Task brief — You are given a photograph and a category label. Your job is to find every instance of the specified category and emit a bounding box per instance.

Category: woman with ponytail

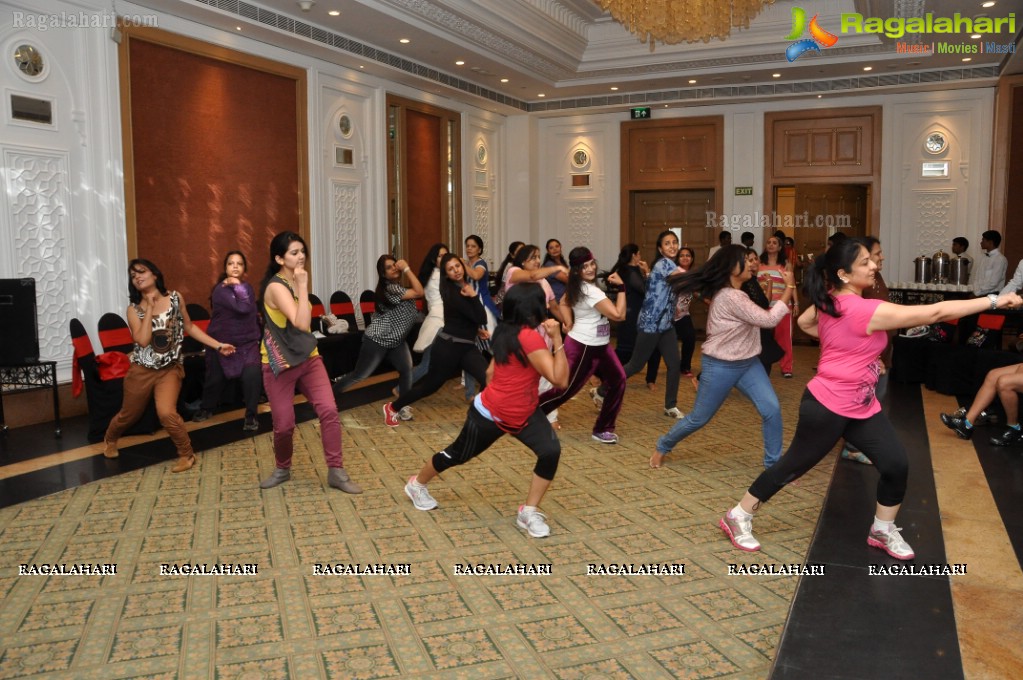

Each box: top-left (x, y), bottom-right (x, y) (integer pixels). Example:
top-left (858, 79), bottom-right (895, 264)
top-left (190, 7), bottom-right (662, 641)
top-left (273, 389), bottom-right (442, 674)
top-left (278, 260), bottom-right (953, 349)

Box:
top-left (650, 245), bottom-right (794, 470)
top-left (538, 247), bottom-right (627, 444)
top-left (720, 239), bottom-right (1022, 561)
top-left (402, 283), bottom-right (569, 538)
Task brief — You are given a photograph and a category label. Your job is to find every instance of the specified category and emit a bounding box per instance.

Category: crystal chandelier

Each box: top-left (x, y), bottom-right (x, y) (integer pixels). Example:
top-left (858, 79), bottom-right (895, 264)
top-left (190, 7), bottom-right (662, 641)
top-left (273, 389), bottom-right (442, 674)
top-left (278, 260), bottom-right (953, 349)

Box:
top-left (597, 0), bottom-right (775, 45)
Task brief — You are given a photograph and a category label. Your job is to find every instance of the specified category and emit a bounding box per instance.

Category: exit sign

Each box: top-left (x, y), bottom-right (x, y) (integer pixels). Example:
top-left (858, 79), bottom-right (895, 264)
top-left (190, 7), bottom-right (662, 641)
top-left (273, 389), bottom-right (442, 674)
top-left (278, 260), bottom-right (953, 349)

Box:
top-left (630, 107), bottom-right (651, 120)
top-left (734, 186), bottom-right (753, 196)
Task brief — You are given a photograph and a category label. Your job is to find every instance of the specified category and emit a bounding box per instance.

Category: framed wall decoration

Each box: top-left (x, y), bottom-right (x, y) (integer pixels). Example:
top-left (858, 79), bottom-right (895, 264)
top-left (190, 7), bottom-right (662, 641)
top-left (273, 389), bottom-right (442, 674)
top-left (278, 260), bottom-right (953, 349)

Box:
top-left (339, 113), bottom-right (352, 138)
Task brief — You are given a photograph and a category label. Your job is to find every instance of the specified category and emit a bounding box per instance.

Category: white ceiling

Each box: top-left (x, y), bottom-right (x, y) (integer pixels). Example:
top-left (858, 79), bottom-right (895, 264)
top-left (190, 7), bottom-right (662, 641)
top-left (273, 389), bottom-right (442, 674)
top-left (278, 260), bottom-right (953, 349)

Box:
top-left (139, 0), bottom-right (1023, 113)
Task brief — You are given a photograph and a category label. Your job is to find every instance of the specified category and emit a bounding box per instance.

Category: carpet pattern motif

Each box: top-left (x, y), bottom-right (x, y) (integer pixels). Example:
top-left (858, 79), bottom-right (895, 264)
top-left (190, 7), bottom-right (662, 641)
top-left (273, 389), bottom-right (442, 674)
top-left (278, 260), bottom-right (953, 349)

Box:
top-left (0, 352), bottom-right (833, 678)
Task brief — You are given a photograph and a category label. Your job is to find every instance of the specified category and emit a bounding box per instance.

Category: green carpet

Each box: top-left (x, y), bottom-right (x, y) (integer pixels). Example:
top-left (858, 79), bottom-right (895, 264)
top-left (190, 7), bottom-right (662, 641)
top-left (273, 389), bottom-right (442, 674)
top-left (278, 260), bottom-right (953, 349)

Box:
top-left (0, 348), bottom-right (832, 678)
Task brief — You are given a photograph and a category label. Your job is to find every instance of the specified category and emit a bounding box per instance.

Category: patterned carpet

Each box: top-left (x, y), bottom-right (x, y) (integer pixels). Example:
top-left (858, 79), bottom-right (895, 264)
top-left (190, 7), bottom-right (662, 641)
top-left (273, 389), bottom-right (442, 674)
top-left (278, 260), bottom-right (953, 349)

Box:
top-left (0, 347), bottom-right (833, 679)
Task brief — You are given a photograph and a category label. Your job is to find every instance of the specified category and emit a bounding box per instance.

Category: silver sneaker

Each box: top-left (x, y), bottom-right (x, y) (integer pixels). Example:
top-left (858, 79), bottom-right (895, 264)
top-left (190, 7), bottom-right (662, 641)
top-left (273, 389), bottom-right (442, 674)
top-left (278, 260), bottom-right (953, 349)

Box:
top-left (259, 468), bottom-right (290, 489)
top-left (664, 407), bottom-right (685, 419)
top-left (516, 506), bottom-right (550, 538)
top-left (398, 406), bottom-right (414, 421)
top-left (867, 525), bottom-right (915, 560)
top-left (589, 387), bottom-right (604, 407)
top-left (327, 467), bottom-right (362, 494)
top-left (719, 511), bottom-right (761, 552)
top-left (404, 477), bottom-right (437, 510)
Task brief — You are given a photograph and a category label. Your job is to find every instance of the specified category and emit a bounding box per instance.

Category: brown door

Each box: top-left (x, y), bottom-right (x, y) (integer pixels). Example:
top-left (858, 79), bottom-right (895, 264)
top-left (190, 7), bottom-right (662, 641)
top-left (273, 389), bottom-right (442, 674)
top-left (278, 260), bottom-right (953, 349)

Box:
top-left (386, 95), bottom-right (461, 272)
top-left (631, 189), bottom-right (715, 329)
top-left (790, 183), bottom-right (868, 260)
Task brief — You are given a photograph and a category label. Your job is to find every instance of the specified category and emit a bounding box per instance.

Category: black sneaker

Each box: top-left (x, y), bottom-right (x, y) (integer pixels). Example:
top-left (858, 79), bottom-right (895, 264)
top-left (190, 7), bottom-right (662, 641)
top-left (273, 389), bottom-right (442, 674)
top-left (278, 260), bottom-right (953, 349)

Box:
top-left (192, 409), bottom-right (213, 423)
top-left (974, 410), bottom-right (997, 426)
top-left (989, 427), bottom-right (1023, 447)
top-left (939, 413), bottom-right (974, 440)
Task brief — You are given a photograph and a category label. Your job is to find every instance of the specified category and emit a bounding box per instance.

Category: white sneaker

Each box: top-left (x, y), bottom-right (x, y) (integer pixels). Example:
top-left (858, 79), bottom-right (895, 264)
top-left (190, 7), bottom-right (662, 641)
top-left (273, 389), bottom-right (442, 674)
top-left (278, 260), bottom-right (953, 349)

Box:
top-left (664, 407), bottom-right (685, 419)
top-left (404, 476), bottom-right (437, 511)
top-left (589, 387), bottom-right (604, 407)
top-left (398, 406), bottom-right (414, 421)
top-left (516, 506), bottom-right (550, 538)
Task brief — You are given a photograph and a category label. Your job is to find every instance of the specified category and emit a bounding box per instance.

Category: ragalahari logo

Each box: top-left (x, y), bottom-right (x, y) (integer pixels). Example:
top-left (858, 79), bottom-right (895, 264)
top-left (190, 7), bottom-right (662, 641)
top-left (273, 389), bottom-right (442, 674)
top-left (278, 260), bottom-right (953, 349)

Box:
top-left (785, 7), bottom-right (839, 61)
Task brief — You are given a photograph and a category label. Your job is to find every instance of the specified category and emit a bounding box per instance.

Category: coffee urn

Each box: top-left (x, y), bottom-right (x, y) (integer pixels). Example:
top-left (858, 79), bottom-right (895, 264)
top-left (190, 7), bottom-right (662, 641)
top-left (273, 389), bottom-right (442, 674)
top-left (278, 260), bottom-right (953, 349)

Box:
top-left (913, 254), bottom-right (932, 283)
top-left (932, 249), bottom-right (950, 284)
top-left (950, 256), bottom-right (971, 285)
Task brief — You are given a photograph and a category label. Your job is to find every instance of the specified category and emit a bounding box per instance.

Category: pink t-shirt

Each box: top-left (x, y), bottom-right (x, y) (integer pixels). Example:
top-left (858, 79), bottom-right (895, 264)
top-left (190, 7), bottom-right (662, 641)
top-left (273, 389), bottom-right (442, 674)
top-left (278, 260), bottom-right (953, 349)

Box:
top-left (807, 295), bottom-right (886, 419)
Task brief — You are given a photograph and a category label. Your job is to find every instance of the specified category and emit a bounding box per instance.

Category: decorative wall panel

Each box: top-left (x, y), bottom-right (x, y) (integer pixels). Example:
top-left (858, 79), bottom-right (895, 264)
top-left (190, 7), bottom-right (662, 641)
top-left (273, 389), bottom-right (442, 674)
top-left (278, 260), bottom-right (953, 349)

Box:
top-left (472, 197), bottom-right (490, 251)
top-left (332, 182), bottom-right (360, 295)
top-left (914, 190), bottom-right (954, 254)
top-left (567, 200), bottom-right (595, 247)
top-left (3, 149), bottom-right (72, 361)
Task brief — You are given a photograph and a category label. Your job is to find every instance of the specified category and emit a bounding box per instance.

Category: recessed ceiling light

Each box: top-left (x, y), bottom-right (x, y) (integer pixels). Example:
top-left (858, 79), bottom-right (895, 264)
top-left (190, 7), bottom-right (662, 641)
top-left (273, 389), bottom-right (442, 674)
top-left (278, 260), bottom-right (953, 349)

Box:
top-left (359, 65), bottom-right (364, 69)
top-left (500, 78), bottom-right (509, 83)
top-left (688, 79), bottom-right (697, 84)
top-left (236, 26), bottom-right (242, 30)
top-left (983, 1), bottom-right (996, 7)
top-left (971, 33), bottom-right (982, 39)
top-left (963, 57), bottom-right (972, 61)
top-left (455, 60), bottom-right (464, 66)
top-left (610, 86), bottom-right (618, 91)
top-left (863, 66), bottom-right (873, 71)
top-left (328, 10), bottom-right (339, 16)
top-left (772, 73), bottom-right (781, 78)
top-left (538, 93), bottom-right (545, 97)
top-left (817, 94), bottom-right (822, 98)
top-left (399, 38), bottom-right (410, 44)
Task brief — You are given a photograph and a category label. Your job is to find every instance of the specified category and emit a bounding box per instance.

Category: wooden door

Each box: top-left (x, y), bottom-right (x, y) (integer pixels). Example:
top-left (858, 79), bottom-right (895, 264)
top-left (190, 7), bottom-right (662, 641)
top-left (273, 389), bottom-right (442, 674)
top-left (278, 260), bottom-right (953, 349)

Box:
top-left (791, 183), bottom-right (868, 260)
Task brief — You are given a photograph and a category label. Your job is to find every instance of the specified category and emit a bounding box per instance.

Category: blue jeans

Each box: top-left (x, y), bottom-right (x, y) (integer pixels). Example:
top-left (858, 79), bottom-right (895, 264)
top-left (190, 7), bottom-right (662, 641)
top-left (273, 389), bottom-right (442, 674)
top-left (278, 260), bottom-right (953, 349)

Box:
top-left (655, 354), bottom-right (782, 467)
top-left (411, 345), bottom-right (432, 384)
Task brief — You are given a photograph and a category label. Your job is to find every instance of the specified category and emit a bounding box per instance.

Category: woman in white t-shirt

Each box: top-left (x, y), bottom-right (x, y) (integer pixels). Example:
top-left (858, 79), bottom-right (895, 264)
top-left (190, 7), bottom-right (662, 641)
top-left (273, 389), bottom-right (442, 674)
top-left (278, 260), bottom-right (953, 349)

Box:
top-left (538, 247), bottom-right (627, 443)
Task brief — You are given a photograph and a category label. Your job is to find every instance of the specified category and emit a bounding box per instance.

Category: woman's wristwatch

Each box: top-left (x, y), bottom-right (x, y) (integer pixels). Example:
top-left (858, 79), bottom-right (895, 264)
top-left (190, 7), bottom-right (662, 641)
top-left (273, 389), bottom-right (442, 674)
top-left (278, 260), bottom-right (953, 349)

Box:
top-left (988, 293), bottom-right (999, 310)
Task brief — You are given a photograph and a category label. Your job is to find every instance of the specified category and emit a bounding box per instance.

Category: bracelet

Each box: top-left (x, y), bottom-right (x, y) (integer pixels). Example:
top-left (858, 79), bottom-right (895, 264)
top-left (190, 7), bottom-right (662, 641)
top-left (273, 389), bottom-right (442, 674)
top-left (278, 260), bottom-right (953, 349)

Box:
top-left (403, 267), bottom-right (410, 274)
top-left (786, 284), bottom-right (797, 289)
top-left (553, 345), bottom-right (564, 355)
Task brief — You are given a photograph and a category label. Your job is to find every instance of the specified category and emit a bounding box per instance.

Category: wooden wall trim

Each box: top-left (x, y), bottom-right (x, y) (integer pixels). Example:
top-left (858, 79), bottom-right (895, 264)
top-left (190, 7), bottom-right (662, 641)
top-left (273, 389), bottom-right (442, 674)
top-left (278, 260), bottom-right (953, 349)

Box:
top-left (991, 74), bottom-right (1023, 246)
top-left (117, 24), bottom-right (309, 273)
top-left (763, 106), bottom-right (882, 236)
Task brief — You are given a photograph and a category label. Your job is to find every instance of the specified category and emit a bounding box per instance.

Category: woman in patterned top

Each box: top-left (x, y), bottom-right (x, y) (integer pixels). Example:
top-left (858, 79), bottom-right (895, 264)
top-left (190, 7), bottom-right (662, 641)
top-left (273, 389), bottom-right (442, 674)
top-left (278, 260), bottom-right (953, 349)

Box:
top-left (332, 254), bottom-right (424, 406)
top-left (600, 230), bottom-right (685, 418)
top-left (103, 259), bottom-right (236, 472)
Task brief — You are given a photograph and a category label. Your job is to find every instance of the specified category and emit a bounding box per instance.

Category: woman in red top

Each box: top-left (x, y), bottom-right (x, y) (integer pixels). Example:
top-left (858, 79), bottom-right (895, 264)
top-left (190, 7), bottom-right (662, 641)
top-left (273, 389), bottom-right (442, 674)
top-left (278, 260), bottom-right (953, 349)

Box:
top-left (403, 283), bottom-right (569, 538)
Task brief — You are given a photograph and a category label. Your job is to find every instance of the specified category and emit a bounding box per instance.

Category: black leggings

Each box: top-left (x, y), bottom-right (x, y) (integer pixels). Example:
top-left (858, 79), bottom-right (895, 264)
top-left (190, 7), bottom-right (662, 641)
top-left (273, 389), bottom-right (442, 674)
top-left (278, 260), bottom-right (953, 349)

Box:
top-left (748, 389), bottom-right (909, 507)
top-left (393, 337), bottom-right (488, 410)
top-left (432, 404), bottom-right (561, 480)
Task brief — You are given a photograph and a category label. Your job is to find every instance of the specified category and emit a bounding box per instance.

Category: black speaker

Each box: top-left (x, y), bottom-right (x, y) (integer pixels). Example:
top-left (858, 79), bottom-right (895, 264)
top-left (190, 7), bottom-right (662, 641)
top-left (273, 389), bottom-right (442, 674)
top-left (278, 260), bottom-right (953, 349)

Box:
top-left (0, 278), bottom-right (40, 364)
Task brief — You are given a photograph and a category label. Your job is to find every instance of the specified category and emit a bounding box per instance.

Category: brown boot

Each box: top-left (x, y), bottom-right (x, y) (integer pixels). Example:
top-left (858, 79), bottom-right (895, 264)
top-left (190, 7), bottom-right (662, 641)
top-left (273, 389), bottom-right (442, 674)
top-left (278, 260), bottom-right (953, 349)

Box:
top-left (103, 440), bottom-right (119, 459)
top-left (171, 454), bottom-right (195, 473)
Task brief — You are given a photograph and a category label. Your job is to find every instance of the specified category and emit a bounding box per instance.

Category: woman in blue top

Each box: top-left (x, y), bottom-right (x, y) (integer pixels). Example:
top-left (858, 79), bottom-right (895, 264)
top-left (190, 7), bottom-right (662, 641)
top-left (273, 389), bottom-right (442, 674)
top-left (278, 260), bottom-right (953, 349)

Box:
top-left (600, 230), bottom-right (684, 418)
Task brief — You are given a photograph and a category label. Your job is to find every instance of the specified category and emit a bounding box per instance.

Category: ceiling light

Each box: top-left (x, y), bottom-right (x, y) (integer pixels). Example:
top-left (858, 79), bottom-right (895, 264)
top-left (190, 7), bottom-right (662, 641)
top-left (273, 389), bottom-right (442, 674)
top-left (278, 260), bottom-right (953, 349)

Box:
top-left (971, 33), bottom-right (982, 39)
top-left (538, 93), bottom-right (545, 97)
top-left (236, 26), bottom-right (242, 31)
top-left (817, 94), bottom-right (822, 98)
top-left (455, 60), bottom-right (464, 66)
top-left (328, 10), bottom-right (340, 16)
top-left (399, 38), bottom-right (410, 44)
top-left (983, 2), bottom-right (996, 7)
top-left (296, 0), bottom-right (314, 11)
top-left (598, 0), bottom-right (773, 45)
top-left (963, 57), bottom-right (972, 61)
top-left (610, 86), bottom-right (619, 91)
top-left (500, 78), bottom-right (509, 83)
top-left (772, 73), bottom-right (781, 78)
top-left (863, 66), bottom-right (873, 71)
top-left (688, 79), bottom-right (697, 84)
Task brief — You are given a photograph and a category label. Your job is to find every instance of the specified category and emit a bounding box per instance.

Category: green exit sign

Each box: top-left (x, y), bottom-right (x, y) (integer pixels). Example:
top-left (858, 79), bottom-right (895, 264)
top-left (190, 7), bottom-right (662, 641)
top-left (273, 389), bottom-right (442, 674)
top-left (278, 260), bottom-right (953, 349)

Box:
top-left (630, 107), bottom-right (651, 120)
top-left (734, 186), bottom-right (753, 196)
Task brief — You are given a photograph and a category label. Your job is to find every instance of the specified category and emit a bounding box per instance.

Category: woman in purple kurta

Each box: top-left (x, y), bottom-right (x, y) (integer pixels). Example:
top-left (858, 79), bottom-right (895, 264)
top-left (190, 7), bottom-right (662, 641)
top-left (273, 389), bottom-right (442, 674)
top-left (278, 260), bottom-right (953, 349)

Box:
top-left (193, 251), bottom-right (263, 431)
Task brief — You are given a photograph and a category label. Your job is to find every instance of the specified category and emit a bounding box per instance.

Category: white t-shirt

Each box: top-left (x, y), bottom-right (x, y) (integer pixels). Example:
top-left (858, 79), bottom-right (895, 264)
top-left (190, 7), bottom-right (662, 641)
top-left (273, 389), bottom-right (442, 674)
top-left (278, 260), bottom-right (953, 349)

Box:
top-left (567, 281), bottom-right (611, 346)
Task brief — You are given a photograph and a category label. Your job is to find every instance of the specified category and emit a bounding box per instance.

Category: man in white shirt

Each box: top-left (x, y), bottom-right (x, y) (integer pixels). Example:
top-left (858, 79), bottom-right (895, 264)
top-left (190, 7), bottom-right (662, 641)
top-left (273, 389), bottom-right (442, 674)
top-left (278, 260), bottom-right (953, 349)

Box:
top-left (972, 230), bottom-right (1007, 296)
top-left (952, 236), bottom-right (973, 269)
top-left (708, 230), bottom-right (731, 259)
top-left (960, 230), bottom-right (1008, 344)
